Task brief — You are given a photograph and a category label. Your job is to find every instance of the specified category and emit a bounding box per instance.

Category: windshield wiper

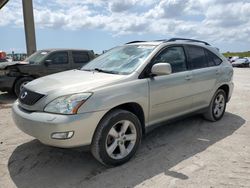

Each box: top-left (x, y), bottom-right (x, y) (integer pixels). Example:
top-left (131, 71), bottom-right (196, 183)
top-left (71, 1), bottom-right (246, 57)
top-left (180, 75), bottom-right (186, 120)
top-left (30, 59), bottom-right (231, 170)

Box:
top-left (81, 68), bottom-right (91, 71)
top-left (94, 68), bottom-right (108, 73)
top-left (93, 68), bottom-right (118, 74)
top-left (81, 68), bottom-right (118, 74)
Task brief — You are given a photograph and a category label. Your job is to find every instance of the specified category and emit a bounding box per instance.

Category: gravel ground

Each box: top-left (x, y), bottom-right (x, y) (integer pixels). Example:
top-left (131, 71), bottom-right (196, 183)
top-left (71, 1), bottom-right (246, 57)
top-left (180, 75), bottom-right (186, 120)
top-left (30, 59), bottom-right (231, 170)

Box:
top-left (0, 68), bottom-right (250, 188)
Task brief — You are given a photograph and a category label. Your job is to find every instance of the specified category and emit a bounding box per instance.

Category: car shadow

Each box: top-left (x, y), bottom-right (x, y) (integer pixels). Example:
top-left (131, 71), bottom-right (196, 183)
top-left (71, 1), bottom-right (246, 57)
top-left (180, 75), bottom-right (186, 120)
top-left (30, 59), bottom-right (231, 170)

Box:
top-left (8, 112), bottom-right (245, 188)
top-left (0, 92), bottom-right (16, 109)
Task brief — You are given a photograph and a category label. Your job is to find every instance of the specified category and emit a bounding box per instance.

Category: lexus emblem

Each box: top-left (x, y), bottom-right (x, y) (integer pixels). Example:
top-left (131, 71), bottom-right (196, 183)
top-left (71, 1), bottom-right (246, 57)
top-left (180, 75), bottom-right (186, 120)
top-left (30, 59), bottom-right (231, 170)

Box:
top-left (21, 91), bottom-right (28, 99)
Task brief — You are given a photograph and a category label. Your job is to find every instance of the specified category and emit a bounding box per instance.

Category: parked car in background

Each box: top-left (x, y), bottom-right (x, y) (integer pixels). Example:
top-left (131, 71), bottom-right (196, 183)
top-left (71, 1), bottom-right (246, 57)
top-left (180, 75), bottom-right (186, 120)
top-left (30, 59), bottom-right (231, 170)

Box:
top-left (11, 53), bottom-right (27, 61)
top-left (0, 49), bottom-right (95, 95)
top-left (232, 58), bottom-right (250, 67)
top-left (244, 57), bottom-right (250, 62)
top-left (12, 38), bottom-right (234, 166)
top-left (228, 56), bottom-right (239, 63)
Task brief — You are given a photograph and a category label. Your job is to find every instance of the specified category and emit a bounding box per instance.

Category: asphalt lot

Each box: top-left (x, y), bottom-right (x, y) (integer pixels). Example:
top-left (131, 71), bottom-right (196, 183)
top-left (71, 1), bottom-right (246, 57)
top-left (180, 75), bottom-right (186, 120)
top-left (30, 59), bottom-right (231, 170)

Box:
top-left (0, 68), bottom-right (250, 188)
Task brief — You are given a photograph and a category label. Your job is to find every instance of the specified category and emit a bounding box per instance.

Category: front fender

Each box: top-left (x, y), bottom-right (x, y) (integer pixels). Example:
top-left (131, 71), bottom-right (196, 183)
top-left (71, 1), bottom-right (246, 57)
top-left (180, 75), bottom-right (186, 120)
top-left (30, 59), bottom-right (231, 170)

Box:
top-left (78, 79), bottom-right (149, 122)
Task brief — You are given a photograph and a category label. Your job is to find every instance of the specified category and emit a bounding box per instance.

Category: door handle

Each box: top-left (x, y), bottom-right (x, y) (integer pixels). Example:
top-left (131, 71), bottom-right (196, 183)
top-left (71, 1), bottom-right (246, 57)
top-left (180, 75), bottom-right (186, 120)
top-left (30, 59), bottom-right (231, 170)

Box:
top-left (185, 75), bottom-right (192, 80)
top-left (215, 69), bottom-right (220, 75)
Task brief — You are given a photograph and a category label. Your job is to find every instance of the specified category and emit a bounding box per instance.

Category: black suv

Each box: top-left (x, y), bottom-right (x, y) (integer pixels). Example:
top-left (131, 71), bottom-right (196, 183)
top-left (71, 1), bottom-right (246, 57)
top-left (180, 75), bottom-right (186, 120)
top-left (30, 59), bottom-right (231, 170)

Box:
top-left (0, 49), bottom-right (95, 95)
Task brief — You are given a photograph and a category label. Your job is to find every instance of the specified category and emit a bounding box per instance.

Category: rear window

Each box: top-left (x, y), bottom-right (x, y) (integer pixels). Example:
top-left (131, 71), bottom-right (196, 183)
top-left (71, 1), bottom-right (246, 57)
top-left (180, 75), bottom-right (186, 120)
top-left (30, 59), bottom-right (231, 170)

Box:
top-left (186, 46), bottom-right (208, 69)
top-left (205, 50), bottom-right (222, 66)
top-left (72, 51), bottom-right (89, 64)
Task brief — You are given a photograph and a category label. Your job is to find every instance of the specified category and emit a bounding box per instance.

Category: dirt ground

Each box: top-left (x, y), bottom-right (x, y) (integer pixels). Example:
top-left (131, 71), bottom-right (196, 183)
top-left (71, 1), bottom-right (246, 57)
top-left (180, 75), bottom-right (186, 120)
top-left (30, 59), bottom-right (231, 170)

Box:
top-left (0, 68), bottom-right (250, 188)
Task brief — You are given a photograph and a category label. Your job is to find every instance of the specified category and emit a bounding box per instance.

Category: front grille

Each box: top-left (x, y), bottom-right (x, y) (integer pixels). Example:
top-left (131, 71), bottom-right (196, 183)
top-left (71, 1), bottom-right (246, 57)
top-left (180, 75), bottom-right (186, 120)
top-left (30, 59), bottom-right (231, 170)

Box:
top-left (19, 88), bottom-right (44, 106)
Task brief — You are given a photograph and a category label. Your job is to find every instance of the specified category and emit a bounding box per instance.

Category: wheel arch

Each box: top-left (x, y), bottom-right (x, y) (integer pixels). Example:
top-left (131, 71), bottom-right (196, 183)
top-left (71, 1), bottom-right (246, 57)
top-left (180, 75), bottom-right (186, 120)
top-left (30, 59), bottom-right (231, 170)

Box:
top-left (218, 84), bottom-right (230, 102)
top-left (95, 102), bottom-right (146, 136)
top-left (113, 102), bottom-right (145, 134)
top-left (13, 75), bottom-right (35, 95)
top-left (13, 75), bottom-right (35, 86)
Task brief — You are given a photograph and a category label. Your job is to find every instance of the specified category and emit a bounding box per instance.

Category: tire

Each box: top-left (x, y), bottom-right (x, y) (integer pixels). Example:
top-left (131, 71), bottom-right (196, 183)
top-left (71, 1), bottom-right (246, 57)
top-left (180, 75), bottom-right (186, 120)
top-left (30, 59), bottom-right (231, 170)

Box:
top-left (91, 109), bottom-right (142, 166)
top-left (203, 89), bottom-right (227, 122)
top-left (14, 77), bottom-right (33, 96)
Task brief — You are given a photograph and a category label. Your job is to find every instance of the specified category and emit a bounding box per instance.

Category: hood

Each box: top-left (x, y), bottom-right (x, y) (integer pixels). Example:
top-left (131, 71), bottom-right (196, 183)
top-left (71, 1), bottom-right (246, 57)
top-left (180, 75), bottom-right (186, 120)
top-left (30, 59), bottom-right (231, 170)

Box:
top-left (25, 69), bottom-right (127, 94)
top-left (0, 61), bottom-right (28, 69)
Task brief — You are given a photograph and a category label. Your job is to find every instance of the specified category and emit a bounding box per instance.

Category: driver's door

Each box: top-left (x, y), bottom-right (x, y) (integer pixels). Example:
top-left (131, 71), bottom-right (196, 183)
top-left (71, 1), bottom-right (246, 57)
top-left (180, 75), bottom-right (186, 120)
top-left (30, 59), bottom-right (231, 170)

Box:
top-left (148, 46), bottom-right (194, 125)
top-left (43, 51), bottom-right (70, 76)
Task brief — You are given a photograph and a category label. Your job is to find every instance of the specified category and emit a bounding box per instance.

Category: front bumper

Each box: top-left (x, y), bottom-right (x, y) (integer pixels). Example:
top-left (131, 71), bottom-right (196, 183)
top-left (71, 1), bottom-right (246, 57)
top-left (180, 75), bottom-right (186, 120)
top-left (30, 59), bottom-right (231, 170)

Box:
top-left (12, 101), bottom-right (107, 148)
top-left (0, 75), bottom-right (16, 91)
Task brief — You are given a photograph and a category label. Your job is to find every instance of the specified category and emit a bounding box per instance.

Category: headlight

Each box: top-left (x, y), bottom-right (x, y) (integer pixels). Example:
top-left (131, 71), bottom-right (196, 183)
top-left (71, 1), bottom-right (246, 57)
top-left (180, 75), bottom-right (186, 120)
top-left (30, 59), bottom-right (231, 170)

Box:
top-left (44, 93), bottom-right (92, 114)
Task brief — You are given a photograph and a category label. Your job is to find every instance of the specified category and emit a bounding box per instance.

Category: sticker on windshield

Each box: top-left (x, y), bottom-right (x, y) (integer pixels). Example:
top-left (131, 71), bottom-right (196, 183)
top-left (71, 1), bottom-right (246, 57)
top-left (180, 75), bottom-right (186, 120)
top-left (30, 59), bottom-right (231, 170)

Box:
top-left (137, 46), bottom-right (155, 49)
top-left (41, 51), bottom-right (48, 55)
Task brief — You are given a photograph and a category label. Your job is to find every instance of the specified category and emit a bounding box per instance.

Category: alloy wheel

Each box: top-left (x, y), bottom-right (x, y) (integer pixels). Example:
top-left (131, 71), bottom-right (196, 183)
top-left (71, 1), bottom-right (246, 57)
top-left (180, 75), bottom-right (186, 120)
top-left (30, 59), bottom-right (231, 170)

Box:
top-left (105, 120), bottom-right (137, 160)
top-left (213, 93), bottom-right (225, 118)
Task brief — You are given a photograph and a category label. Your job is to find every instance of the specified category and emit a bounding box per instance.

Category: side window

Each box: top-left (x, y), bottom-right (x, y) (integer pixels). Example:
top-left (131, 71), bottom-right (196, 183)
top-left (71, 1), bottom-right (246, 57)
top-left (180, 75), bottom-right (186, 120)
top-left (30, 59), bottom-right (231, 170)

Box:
top-left (153, 46), bottom-right (187, 73)
top-left (186, 46), bottom-right (208, 69)
top-left (48, 52), bottom-right (68, 64)
top-left (72, 51), bottom-right (89, 64)
top-left (205, 50), bottom-right (222, 66)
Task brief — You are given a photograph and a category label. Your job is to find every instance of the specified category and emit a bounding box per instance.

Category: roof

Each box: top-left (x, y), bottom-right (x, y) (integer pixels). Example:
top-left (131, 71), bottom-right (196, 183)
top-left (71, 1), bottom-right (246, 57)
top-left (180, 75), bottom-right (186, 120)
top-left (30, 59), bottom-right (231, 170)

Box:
top-left (38, 48), bottom-right (93, 52)
top-left (126, 41), bottom-right (163, 46)
top-left (126, 38), bottom-right (211, 47)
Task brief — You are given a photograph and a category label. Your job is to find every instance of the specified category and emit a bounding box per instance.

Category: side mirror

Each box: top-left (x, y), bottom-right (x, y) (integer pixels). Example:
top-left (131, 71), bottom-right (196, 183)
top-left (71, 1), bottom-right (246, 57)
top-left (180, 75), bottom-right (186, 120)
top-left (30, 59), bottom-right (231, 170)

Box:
top-left (151, 63), bottom-right (172, 76)
top-left (44, 59), bottom-right (52, 66)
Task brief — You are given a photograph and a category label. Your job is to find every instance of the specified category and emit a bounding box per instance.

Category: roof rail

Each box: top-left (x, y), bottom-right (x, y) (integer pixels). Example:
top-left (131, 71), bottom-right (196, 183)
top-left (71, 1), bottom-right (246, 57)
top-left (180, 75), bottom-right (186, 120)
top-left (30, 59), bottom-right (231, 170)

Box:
top-left (167, 38), bottom-right (210, 46)
top-left (126, 41), bottom-right (147, 44)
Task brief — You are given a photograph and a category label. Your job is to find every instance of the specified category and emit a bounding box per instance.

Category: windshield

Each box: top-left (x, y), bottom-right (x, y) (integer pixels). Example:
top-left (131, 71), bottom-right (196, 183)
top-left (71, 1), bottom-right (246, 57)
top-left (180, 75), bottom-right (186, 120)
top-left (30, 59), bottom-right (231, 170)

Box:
top-left (81, 45), bottom-right (156, 75)
top-left (24, 50), bottom-right (50, 64)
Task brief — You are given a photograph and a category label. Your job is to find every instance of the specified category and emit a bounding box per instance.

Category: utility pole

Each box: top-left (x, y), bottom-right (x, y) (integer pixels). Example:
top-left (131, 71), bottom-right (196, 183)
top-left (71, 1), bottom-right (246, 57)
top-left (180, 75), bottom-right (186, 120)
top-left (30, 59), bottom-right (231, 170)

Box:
top-left (22, 0), bottom-right (37, 56)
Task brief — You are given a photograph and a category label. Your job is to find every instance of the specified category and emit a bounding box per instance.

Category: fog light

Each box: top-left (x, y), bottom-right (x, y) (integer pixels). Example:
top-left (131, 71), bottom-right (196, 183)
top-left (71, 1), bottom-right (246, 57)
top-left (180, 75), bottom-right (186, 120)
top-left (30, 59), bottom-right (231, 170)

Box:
top-left (51, 131), bottom-right (74, 139)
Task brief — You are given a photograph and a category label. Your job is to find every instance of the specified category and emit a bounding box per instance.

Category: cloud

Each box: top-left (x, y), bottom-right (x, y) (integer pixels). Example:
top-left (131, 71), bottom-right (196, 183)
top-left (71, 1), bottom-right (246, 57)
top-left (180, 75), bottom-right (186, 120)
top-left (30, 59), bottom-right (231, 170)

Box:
top-left (1, 0), bottom-right (250, 43)
top-left (108, 0), bottom-right (136, 12)
top-left (0, 1), bottom-right (23, 26)
top-left (145, 0), bottom-right (189, 18)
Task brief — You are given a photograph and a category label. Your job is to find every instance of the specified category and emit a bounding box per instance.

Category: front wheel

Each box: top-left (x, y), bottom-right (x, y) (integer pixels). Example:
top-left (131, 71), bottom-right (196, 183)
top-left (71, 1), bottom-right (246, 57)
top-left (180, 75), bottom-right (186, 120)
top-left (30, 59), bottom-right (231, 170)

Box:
top-left (14, 77), bottom-right (33, 96)
top-left (91, 109), bottom-right (142, 166)
top-left (203, 89), bottom-right (227, 122)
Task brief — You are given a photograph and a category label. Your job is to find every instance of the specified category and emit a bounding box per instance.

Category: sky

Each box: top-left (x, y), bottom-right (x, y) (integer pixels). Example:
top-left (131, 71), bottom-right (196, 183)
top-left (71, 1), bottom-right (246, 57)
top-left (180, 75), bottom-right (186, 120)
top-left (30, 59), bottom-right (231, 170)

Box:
top-left (0, 0), bottom-right (250, 54)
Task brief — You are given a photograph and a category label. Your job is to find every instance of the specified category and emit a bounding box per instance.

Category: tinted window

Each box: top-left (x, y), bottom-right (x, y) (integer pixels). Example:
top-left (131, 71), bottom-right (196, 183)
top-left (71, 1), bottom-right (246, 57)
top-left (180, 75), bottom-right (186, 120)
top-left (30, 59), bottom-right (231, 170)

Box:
top-left (72, 51), bottom-right (89, 64)
top-left (153, 46), bottom-right (187, 73)
top-left (205, 50), bottom-right (222, 66)
top-left (48, 52), bottom-right (68, 64)
top-left (186, 46), bottom-right (207, 69)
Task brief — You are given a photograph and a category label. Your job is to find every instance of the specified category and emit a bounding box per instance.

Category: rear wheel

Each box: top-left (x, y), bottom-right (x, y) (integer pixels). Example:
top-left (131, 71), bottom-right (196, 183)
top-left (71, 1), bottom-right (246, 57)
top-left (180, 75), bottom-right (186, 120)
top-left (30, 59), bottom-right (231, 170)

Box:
top-left (203, 89), bottom-right (226, 122)
top-left (14, 77), bottom-right (33, 96)
top-left (91, 109), bottom-right (142, 166)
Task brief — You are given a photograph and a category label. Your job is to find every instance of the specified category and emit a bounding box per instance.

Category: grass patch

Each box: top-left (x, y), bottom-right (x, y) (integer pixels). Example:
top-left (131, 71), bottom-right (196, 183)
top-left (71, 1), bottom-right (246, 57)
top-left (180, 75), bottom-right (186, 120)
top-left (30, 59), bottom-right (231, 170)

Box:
top-left (223, 51), bottom-right (250, 58)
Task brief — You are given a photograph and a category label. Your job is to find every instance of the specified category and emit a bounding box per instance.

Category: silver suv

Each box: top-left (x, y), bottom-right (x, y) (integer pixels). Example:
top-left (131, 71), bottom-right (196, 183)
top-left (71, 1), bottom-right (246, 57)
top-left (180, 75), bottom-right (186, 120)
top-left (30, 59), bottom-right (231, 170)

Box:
top-left (12, 38), bottom-right (234, 166)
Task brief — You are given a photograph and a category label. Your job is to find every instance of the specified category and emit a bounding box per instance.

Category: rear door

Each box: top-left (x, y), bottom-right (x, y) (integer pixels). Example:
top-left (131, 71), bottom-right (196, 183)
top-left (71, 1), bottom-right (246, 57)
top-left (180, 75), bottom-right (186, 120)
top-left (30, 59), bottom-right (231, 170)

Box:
top-left (184, 45), bottom-right (222, 110)
top-left (43, 51), bottom-right (70, 75)
top-left (71, 51), bottom-right (90, 69)
top-left (148, 46), bottom-right (195, 125)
